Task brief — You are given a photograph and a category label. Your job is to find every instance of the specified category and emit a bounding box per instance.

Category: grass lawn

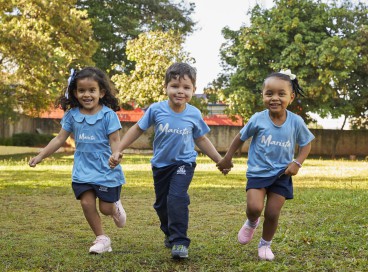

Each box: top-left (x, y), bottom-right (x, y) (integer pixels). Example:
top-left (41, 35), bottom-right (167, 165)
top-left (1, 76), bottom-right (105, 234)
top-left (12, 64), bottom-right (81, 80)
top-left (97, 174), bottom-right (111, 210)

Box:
top-left (0, 153), bottom-right (367, 271)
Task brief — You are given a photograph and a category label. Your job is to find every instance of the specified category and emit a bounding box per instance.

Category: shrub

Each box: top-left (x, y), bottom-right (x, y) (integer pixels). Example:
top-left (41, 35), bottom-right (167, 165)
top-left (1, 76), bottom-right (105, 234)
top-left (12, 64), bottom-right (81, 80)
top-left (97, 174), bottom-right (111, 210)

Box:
top-left (9, 133), bottom-right (54, 147)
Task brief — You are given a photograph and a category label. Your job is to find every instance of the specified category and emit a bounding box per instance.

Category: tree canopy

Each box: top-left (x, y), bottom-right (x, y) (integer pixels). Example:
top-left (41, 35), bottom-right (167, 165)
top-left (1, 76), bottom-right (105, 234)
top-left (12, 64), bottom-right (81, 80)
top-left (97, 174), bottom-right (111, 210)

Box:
top-left (217, 0), bottom-right (368, 128)
top-left (0, 0), bottom-right (97, 117)
top-left (76, 0), bottom-right (195, 74)
top-left (111, 30), bottom-right (193, 108)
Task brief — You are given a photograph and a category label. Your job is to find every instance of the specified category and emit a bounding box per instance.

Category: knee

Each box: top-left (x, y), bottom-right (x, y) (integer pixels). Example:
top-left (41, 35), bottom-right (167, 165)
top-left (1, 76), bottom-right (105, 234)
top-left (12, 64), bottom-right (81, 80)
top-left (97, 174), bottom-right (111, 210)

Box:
top-left (80, 197), bottom-right (94, 210)
top-left (246, 204), bottom-right (263, 218)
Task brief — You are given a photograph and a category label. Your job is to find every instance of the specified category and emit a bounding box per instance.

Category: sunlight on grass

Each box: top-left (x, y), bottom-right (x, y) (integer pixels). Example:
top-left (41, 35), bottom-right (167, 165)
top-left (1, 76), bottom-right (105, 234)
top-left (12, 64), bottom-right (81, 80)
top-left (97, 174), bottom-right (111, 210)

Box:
top-left (1, 153), bottom-right (368, 271)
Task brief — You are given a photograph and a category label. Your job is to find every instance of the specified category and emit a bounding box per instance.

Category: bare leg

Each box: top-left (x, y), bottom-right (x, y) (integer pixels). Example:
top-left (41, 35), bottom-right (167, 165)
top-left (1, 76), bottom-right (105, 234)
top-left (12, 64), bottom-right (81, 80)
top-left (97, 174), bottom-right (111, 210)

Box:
top-left (99, 200), bottom-right (115, 216)
top-left (262, 192), bottom-right (285, 241)
top-left (246, 188), bottom-right (267, 221)
top-left (80, 190), bottom-right (104, 236)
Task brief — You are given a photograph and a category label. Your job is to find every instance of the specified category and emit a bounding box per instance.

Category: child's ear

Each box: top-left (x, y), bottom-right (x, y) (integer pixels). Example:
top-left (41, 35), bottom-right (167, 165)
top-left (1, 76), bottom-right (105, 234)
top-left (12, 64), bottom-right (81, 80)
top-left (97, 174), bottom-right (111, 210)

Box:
top-left (289, 92), bottom-right (295, 105)
top-left (100, 89), bottom-right (106, 98)
top-left (193, 86), bottom-right (197, 93)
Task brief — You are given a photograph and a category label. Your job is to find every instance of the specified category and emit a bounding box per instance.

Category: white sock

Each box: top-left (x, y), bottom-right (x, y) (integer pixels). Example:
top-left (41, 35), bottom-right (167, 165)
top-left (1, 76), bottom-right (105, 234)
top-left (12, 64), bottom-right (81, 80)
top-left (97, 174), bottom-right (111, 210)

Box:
top-left (245, 218), bottom-right (259, 228)
top-left (258, 237), bottom-right (272, 248)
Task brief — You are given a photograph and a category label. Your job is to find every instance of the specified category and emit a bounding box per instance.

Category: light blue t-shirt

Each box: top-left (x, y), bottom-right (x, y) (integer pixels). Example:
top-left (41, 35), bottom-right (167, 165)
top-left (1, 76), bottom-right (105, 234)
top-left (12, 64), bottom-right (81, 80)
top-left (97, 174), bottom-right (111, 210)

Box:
top-left (240, 110), bottom-right (314, 178)
top-left (61, 105), bottom-right (125, 187)
top-left (138, 100), bottom-right (210, 167)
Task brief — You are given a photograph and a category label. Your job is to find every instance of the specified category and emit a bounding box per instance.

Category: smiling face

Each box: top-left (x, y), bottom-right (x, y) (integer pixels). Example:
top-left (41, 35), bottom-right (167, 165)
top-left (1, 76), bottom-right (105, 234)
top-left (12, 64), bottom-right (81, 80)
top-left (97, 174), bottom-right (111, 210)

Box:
top-left (262, 76), bottom-right (295, 119)
top-left (166, 75), bottom-right (196, 113)
top-left (74, 77), bottom-right (105, 115)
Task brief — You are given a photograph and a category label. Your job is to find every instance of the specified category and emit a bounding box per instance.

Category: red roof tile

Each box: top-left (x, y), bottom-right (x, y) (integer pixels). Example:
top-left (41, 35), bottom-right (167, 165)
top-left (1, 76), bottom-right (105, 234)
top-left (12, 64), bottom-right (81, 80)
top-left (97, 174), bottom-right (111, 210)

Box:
top-left (204, 114), bottom-right (242, 126)
top-left (39, 108), bottom-right (241, 126)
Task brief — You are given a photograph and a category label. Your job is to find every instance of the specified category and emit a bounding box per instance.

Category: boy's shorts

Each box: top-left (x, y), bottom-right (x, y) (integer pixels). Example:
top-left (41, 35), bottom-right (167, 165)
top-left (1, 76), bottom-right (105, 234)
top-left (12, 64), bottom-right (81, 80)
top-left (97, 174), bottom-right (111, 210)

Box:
top-left (72, 182), bottom-right (121, 203)
top-left (246, 169), bottom-right (293, 199)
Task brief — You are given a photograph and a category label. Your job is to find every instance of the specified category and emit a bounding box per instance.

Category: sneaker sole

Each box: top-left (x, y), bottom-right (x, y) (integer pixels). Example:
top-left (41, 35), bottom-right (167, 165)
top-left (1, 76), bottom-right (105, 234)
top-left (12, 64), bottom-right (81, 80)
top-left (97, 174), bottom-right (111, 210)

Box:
top-left (172, 254), bottom-right (188, 259)
top-left (89, 247), bottom-right (112, 254)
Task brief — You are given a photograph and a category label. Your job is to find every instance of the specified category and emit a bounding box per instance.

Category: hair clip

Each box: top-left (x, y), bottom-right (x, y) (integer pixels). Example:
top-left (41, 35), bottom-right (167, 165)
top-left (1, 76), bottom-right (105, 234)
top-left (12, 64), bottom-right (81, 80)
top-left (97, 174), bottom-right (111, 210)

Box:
top-left (279, 69), bottom-right (296, 80)
top-left (66, 68), bottom-right (76, 99)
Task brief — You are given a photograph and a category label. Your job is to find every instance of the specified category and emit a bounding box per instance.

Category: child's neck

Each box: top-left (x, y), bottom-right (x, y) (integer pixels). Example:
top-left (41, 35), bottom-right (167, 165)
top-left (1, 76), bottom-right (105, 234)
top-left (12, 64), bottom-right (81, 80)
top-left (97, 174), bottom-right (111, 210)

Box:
top-left (168, 101), bottom-right (186, 113)
top-left (79, 104), bottom-right (103, 115)
top-left (269, 110), bottom-right (287, 126)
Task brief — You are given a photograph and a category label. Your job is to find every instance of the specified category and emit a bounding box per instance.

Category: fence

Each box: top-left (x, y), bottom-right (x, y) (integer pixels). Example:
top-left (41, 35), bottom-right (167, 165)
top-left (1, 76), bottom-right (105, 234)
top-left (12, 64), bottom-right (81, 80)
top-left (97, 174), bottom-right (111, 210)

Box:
top-left (1, 115), bottom-right (368, 157)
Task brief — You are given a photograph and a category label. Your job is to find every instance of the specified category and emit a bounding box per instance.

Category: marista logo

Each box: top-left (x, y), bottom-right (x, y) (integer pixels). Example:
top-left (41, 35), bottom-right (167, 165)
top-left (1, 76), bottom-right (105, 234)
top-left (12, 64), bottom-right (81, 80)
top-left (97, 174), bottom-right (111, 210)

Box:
top-left (158, 123), bottom-right (191, 135)
top-left (261, 135), bottom-right (290, 148)
top-left (79, 133), bottom-right (96, 141)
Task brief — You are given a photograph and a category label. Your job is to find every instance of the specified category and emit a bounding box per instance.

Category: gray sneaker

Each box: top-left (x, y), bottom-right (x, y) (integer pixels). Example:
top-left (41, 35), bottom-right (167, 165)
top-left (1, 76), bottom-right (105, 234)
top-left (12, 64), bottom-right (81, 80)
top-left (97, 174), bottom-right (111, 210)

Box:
top-left (171, 244), bottom-right (188, 259)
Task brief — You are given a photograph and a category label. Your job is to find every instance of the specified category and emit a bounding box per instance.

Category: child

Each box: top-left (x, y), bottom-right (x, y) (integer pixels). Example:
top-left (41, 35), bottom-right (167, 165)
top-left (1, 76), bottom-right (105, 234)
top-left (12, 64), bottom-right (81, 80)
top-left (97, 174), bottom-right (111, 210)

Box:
top-left (29, 67), bottom-right (126, 254)
top-left (217, 69), bottom-right (314, 261)
top-left (109, 62), bottom-right (225, 259)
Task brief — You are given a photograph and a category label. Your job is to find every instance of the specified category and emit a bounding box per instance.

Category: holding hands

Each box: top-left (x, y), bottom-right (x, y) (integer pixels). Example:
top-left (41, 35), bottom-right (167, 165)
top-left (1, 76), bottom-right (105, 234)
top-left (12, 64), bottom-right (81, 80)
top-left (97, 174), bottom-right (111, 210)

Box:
top-left (217, 157), bottom-right (234, 175)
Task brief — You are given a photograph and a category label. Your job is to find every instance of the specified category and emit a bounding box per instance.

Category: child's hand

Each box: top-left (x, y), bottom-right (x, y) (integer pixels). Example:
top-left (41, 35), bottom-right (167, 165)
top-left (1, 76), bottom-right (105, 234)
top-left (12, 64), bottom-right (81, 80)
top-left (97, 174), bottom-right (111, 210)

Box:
top-left (284, 161), bottom-right (300, 176)
top-left (221, 168), bottom-right (231, 175)
top-left (29, 156), bottom-right (42, 167)
top-left (109, 152), bottom-right (123, 169)
top-left (216, 158), bottom-right (233, 171)
top-left (216, 158), bottom-right (233, 175)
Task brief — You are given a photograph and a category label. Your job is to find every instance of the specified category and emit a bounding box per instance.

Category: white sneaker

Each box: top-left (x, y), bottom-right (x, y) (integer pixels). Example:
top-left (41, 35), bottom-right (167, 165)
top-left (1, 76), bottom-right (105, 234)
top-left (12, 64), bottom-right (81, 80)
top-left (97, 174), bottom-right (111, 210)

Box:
top-left (258, 245), bottom-right (275, 261)
top-left (89, 235), bottom-right (112, 254)
top-left (112, 200), bottom-right (126, 228)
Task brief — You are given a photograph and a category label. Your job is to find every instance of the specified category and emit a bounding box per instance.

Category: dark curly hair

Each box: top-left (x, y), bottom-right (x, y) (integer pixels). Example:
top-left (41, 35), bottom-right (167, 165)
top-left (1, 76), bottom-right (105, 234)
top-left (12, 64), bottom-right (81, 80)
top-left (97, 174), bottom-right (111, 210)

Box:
top-left (57, 67), bottom-right (120, 111)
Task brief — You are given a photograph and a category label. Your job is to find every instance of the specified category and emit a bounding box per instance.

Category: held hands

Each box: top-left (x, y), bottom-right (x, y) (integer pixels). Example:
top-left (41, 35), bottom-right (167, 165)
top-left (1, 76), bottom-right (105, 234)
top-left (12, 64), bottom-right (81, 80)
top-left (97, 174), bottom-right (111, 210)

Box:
top-left (216, 157), bottom-right (234, 175)
top-left (109, 152), bottom-right (123, 169)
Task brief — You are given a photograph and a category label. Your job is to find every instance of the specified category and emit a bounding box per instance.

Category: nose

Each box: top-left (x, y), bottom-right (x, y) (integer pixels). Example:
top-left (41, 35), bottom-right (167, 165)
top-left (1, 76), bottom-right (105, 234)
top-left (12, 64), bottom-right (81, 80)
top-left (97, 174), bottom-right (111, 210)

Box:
top-left (271, 94), bottom-right (279, 100)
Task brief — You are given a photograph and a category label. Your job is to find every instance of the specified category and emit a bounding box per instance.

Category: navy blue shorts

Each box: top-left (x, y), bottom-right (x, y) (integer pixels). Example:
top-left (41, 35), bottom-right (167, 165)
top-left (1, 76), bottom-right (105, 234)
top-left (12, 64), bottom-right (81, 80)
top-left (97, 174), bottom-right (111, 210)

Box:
top-left (246, 169), bottom-right (293, 199)
top-left (72, 182), bottom-right (121, 203)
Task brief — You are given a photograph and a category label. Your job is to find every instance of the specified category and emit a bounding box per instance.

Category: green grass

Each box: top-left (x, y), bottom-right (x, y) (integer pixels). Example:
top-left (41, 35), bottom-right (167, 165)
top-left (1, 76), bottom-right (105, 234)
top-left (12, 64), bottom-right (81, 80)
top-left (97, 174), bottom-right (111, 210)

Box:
top-left (0, 153), bottom-right (367, 271)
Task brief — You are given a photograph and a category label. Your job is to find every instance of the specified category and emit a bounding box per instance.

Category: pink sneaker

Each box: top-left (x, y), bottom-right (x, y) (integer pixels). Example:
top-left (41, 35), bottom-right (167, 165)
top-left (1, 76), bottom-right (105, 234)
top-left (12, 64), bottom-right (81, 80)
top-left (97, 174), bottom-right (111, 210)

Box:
top-left (237, 218), bottom-right (260, 244)
top-left (258, 245), bottom-right (275, 261)
top-left (89, 235), bottom-right (112, 254)
top-left (112, 200), bottom-right (126, 228)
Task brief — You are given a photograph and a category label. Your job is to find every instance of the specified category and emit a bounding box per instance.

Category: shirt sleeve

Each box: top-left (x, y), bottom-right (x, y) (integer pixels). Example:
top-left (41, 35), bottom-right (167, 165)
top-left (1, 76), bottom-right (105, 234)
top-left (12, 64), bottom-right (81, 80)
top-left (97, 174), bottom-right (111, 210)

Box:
top-left (239, 113), bottom-right (258, 141)
top-left (295, 116), bottom-right (315, 146)
top-left (106, 111), bottom-right (122, 135)
top-left (137, 105), bottom-right (155, 131)
top-left (193, 116), bottom-right (210, 139)
top-left (60, 110), bottom-right (73, 132)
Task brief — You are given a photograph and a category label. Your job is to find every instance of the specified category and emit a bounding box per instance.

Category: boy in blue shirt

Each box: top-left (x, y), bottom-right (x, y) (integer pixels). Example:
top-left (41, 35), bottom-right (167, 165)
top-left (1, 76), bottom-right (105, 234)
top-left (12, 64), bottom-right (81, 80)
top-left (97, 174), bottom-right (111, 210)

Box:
top-left (109, 62), bottom-right (225, 259)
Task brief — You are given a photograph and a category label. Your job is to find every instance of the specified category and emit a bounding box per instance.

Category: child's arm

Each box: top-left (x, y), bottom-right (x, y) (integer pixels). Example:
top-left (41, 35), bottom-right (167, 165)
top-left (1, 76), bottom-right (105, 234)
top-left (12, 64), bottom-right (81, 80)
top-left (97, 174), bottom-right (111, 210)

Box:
top-left (109, 123), bottom-right (144, 168)
top-left (194, 135), bottom-right (222, 164)
top-left (285, 142), bottom-right (312, 176)
top-left (29, 129), bottom-right (71, 167)
top-left (109, 130), bottom-right (121, 155)
top-left (216, 133), bottom-right (244, 171)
